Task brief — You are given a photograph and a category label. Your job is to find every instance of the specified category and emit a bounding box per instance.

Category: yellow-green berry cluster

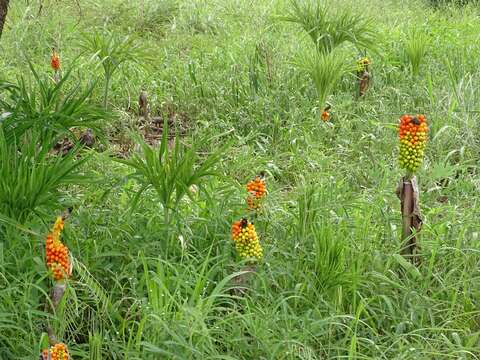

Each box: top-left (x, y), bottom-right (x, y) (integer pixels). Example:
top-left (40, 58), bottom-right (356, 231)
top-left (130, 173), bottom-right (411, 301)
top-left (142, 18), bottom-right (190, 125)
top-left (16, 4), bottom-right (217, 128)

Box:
top-left (398, 114), bottom-right (428, 173)
top-left (231, 218), bottom-right (263, 260)
top-left (357, 57), bottom-right (370, 73)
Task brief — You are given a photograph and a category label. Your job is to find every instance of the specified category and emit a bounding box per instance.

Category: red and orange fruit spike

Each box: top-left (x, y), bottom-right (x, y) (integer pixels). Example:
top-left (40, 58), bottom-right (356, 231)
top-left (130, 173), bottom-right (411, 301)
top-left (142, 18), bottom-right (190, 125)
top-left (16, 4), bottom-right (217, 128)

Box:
top-left (50, 48), bottom-right (61, 71)
top-left (321, 104), bottom-right (331, 122)
top-left (46, 216), bottom-right (71, 281)
top-left (42, 343), bottom-right (69, 360)
top-left (398, 114), bottom-right (428, 173)
top-left (246, 175), bottom-right (266, 211)
top-left (321, 110), bottom-right (330, 121)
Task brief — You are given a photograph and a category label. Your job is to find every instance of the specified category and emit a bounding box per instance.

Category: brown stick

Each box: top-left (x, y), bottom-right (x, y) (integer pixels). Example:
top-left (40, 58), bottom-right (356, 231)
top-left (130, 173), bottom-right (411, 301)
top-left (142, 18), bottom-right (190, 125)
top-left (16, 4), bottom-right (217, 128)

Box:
top-left (358, 68), bottom-right (370, 97)
top-left (0, 0), bottom-right (10, 39)
top-left (138, 90), bottom-right (149, 120)
top-left (396, 176), bottom-right (422, 264)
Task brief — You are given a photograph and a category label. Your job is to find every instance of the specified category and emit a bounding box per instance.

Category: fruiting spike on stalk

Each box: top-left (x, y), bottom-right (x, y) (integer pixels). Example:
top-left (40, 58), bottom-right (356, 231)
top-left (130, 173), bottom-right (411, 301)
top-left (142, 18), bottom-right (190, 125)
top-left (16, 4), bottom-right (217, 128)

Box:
top-left (231, 218), bottom-right (263, 260)
top-left (321, 103), bottom-right (331, 122)
top-left (45, 216), bottom-right (71, 281)
top-left (41, 343), bottom-right (70, 360)
top-left (246, 174), bottom-right (266, 211)
top-left (398, 114), bottom-right (428, 174)
top-left (50, 48), bottom-right (61, 72)
top-left (356, 57), bottom-right (370, 73)
top-left (357, 57), bottom-right (371, 97)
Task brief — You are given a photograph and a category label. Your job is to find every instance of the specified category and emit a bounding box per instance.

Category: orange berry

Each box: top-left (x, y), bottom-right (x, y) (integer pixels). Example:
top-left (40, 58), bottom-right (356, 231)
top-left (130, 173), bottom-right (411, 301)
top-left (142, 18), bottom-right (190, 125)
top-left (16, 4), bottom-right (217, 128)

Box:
top-left (45, 217), bottom-right (71, 281)
top-left (50, 49), bottom-right (61, 71)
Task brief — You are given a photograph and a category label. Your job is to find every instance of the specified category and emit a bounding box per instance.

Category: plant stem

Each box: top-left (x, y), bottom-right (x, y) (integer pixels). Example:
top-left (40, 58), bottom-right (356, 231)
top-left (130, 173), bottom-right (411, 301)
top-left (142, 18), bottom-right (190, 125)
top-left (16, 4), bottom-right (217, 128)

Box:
top-left (164, 205), bottom-right (171, 255)
top-left (103, 75), bottom-right (111, 109)
top-left (397, 174), bottom-right (422, 265)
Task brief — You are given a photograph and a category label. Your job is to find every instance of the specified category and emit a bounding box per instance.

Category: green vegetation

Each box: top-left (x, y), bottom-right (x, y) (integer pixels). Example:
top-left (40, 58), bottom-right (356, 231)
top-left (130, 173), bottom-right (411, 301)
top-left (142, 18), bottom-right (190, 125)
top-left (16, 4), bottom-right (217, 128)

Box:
top-left (0, 0), bottom-right (479, 359)
top-left (404, 29), bottom-right (429, 76)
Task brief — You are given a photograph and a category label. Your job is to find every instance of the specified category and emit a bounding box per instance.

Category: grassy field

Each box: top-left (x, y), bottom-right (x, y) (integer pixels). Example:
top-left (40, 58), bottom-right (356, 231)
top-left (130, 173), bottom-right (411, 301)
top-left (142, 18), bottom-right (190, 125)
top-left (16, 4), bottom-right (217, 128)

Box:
top-left (1, 0), bottom-right (479, 359)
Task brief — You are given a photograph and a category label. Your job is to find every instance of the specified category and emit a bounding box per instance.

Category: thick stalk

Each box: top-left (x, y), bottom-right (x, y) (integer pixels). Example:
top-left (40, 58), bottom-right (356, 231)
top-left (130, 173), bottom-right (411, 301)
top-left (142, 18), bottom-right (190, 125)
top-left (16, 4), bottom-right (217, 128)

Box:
top-left (46, 282), bottom-right (67, 345)
top-left (103, 76), bottom-right (111, 109)
top-left (396, 174), bottom-right (422, 264)
top-left (358, 68), bottom-right (370, 97)
top-left (164, 204), bottom-right (173, 255)
top-left (230, 264), bottom-right (257, 297)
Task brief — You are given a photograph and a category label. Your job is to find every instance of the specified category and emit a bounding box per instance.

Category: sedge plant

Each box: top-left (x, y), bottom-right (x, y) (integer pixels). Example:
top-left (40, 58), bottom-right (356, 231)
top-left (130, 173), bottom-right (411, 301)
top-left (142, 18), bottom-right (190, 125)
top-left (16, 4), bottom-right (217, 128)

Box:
top-left (297, 49), bottom-right (348, 117)
top-left (0, 62), bottom-right (106, 146)
top-left (117, 119), bottom-right (227, 247)
top-left (281, 0), bottom-right (378, 54)
top-left (282, 0), bottom-right (377, 117)
top-left (404, 28), bottom-right (429, 77)
top-left (80, 30), bottom-right (149, 109)
top-left (293, 183), bottom-right (347, 295)
top-left (0, 128), bottom-right (88, 224)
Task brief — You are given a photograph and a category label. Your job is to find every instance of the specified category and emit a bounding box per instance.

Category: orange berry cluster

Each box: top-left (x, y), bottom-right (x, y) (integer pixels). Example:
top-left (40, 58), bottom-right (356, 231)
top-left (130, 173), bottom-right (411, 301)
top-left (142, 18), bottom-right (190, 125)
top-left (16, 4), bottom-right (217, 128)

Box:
top-left (246, 175), bottom-right (266, 211)
top-left (46, 216), bottom-right (71, 281)
top-left (321, 110), bottom-right (330, 121)
top-left (42, 343), bottom-right (69, 360)
top-left (398, 114), bottom-right (428, 173)
top-left (51, 49), bottom-right (61, 71)
top-left (321, 104), bottom-right (331, 122)
top-left (231, 218), bottom-right (263, 260)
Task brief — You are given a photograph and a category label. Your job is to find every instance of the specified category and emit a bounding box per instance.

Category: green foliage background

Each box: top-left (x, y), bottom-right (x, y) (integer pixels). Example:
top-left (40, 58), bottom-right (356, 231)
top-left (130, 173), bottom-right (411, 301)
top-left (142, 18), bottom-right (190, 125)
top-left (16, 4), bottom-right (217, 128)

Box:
top-left (0, 0), bottom-right (479, 359)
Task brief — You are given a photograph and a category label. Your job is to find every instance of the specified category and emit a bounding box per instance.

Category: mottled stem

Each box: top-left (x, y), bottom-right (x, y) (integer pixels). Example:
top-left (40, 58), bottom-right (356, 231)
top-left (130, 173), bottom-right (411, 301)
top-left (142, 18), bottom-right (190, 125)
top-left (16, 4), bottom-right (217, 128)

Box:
top-left (46, 282), bottom-right (66, 345)
top-left (231, 264), bottom-right (257, 297)
top-left (397, 175), bottom-right (422, 265)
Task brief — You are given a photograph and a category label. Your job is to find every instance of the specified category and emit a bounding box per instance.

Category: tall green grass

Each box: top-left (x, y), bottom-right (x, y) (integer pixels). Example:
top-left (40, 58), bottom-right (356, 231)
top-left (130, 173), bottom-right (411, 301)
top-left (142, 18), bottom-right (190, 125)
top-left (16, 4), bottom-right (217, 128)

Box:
top-left (297, 48), bottom-right (348, 111)
top-left (0, 0), bottom-right (479, 359)
top-left (281, 0), bottom-right (378, 54)
top-left (404, 28), bottom-right (429, 76)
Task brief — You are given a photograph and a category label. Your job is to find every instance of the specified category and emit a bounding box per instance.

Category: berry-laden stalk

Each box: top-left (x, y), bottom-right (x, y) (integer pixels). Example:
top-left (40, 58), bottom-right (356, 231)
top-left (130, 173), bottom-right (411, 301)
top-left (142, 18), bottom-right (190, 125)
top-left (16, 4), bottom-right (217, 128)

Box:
top-left (45, 216), bottom-right (72, 284)
top-left (41, 342), bottom-right (70, 360)
top-left (44, 213), bottom-right (72, 345)
top-left (357, 57), bottom-right (370, 98)
top-left (321, 104), bottom-right (331, 122)
top-left (231, 218), bottom-right (263, 260)
top-left (396, 114), bottom-right (428, 264)
top-left (230, 218), bottom-right (263, 296)
top-left (246, 174), bottom-right (266, 213)
top-left (50, 48), bottom-right (61, 84)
